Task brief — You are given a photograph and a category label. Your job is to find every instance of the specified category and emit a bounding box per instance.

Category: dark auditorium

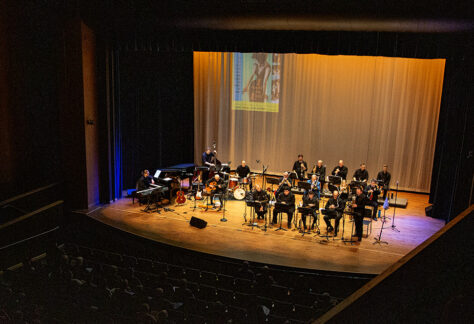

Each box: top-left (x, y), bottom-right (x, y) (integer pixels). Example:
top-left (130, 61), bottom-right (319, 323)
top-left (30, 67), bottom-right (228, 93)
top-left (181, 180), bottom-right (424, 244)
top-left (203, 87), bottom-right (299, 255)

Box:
top-left (1, 0), bottom-right (473, 323)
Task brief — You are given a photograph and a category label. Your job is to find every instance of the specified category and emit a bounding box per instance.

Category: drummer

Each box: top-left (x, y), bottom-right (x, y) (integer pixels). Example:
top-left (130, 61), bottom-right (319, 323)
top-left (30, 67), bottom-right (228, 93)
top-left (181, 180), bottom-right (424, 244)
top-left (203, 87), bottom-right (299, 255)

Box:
top-left (236, 160), bottom-right (252, 190)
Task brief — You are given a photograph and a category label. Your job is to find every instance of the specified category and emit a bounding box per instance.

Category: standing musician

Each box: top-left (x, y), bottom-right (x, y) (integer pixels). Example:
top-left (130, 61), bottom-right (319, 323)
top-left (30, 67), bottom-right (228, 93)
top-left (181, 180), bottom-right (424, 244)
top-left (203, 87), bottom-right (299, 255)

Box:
top-left (353, 163), bottom-right (369, 182)
top-left (365, 179), bottom-right (381, 220)
top-left (306, 174), bottom-right (321, 198)
top-left (301, 191), bottom-right (319, 231)
top-left (272, 187), bottom-right (295, 229)
top-left (275, 172), bottom-right (292, 197)
top-left (292, 154), bottom-right (308, 180)
top-left (312, 160), bottom-right (326, 192)
top-left (136, 169), bottom-right (155, 191)
top-left (352, 186), bottom-right (369, 241)
top-left (206, 174), bottom-right (225, 209)
top-left (236, 160), bottom-right (252, 190)
top-left (331, 160), bottom-right (348, 180)
top-left (377, 165), bottom-right (391, 199)
top-left (252, 184), bottom-right (269, 220)
top-left (322, 190), bottom-right (344, 236)
top-left (201, 147), bottom-right (216, 182)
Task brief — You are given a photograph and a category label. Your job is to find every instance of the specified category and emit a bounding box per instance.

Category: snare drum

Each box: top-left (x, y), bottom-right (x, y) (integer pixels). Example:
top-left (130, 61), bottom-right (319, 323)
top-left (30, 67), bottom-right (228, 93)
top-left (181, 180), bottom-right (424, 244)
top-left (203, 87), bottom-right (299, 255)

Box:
top-left (228, 178), bottom-right (239, 190)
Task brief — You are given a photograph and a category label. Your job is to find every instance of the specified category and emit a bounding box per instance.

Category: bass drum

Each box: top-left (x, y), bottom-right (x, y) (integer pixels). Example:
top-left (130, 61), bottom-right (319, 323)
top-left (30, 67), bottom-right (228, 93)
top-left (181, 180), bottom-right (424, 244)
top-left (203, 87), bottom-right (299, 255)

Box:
top-left (233, 188), bottom-right (246, 200)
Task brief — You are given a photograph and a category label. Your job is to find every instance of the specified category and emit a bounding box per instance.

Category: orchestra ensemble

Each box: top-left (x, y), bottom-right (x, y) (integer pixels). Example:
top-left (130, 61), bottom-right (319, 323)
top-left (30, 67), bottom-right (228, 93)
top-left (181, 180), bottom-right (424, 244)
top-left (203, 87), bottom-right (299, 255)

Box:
top-left (136, 146), bottom-right (392, 243)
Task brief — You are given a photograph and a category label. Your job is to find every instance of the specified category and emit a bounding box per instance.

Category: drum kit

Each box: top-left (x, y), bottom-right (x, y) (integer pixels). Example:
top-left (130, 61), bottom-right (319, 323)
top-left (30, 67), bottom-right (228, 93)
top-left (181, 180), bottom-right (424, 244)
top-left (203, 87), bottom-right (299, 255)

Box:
top-left (228, 174), bottom-right (256, 200)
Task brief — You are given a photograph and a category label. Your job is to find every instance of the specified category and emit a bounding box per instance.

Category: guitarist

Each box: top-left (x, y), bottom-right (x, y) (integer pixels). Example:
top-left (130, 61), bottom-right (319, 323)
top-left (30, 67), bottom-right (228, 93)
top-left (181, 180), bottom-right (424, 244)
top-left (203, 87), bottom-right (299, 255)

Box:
top-left (206, 174), bottom-right (225, 209)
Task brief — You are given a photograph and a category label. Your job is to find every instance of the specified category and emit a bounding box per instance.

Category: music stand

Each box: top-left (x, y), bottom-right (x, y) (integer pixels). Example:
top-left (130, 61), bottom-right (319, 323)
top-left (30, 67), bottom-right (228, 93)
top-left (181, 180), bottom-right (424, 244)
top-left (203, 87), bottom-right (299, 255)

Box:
top-left (328, 175), bottom-right (342, 185)
top-left (298, 181), bottom-right (312, 192)
top-left (245, 200), bottom-right (261, 229)
top-left (266, 177), bottom-right (280, 199)
top-left (274, 202), bottom-right (291, 232)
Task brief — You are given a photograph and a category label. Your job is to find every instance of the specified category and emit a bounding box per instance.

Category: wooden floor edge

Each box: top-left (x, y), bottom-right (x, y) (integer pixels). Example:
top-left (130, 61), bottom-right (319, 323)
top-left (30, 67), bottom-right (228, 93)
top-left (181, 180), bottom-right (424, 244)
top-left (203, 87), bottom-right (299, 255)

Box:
top-left (313, 204), bottom-right (474, 324)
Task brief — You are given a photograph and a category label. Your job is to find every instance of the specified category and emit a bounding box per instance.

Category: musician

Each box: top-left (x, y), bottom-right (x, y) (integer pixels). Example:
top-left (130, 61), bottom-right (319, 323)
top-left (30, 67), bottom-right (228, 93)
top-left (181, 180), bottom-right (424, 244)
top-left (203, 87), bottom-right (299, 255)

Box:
top-left (292, 154), bottom-right (308, 180)
top-left (272, 187), bottom-right (295, 229)
top-left (206, 174), bottom-right (225, 209)
top-left (252, 184), bottom-right (269, 220)
top-left (331, 160), bottom-right (348, 180)
top-left (306, 174), bottom-right (321, 198)
top-left (236, 160), bottom-right (252, 190)
top-left (275, 172), bottom-right (292, 197)
top-left (201, 147), bottom-right (216, 182)
top-left (377, 165), bottom-right (391, 199)
top-left (312, 160), bottom-right (326, 191)
top-left (322, 190), bottom-right (344, 235)
top-left (352, 186), bottom-right (369, 241)
top-left (353, 163), bottom-right (369, 182)
top-left (301, 191), bottom-right (319, 231)
top-left (365, 179), bottom-right (381, 220)
top-left (136, 169), bottom-right (155, 191)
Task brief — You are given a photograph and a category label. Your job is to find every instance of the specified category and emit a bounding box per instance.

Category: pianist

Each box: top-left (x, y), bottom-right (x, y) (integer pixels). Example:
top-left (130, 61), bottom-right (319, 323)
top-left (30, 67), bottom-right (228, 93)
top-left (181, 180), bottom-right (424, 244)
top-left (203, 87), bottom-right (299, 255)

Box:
top-left (137, 169), bottom-right (155, 191)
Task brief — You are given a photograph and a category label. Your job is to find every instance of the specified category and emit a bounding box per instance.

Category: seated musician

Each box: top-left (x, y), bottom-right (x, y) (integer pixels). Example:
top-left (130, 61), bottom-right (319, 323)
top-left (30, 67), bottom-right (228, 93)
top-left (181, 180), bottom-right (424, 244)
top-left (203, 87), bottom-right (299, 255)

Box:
top-left (352, 186), bottom-right (369, 242)
top-left (236, 160), bottom-right (252, 190)
top-left (136, 169), bottom-right (155, 191)
top-left (252, 184), bottom-right (269, 220)
top-left (301, 191), bottom-right (319, 231)
top-left (353, 163), bottom-right (369, 183)
top-left (312, 160), bottom-right (326, 192)
top-left (365, 179), bottom-right (381, 220)
top-left (206, 174), bottom-right (225, 209)
top-left (201, 147), bottom-right (216, 182)
top-left (322, 190), bottom-right (344, 235)
top-left (377, 164), bottom-right (391, 199)
top-left (272, 187), bottom-right (295, 229)
top-left (275, 172), bottom-right (292, 197)
top-left (331, 160), bottom-right (348, 180)
top-left (292, 154), bottom-right (308, 180)
top-left (306, 174), bottom-right (321, 198)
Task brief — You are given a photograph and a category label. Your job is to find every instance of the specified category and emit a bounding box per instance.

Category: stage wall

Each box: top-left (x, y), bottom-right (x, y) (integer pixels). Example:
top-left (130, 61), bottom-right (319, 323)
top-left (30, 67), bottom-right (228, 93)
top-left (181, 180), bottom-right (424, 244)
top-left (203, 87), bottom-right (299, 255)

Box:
top-left (194, 52), bottom-right (445, 192)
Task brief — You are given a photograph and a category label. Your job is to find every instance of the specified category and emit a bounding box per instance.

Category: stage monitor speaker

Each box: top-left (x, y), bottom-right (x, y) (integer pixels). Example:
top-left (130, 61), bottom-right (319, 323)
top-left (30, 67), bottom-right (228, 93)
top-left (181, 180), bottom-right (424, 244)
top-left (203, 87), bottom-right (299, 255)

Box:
top-left (425, 205), bottom-right (433, 217)
top-left (190, 216), bottom-right (207, 229)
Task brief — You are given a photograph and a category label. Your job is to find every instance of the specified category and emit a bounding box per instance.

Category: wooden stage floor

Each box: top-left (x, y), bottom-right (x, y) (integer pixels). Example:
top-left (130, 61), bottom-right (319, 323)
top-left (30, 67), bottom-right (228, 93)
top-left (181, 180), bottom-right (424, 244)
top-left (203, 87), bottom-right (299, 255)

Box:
top-left (82, 192), bottom-right (444, 275)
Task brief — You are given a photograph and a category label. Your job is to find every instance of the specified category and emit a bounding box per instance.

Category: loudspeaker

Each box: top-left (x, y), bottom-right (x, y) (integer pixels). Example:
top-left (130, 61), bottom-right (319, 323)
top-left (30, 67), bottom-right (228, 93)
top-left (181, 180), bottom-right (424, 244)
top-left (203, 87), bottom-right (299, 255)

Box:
top-left (425, 205), bottom-right (433, 217)
top-left (190, 216), bottom-right (207, 229)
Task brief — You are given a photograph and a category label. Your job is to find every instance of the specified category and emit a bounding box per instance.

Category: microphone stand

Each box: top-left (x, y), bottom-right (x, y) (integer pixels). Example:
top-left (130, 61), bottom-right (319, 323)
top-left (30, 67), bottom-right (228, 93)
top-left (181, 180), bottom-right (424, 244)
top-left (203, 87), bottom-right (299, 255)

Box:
top-left (389, 181), bottom-right (400, 232)
top-left (373, 206), bottom-right (389, 245)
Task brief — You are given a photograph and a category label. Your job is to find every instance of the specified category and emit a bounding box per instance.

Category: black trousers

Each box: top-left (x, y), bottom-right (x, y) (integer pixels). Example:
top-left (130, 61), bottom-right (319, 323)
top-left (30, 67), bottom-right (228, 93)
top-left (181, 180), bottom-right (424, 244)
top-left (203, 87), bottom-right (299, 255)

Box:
top-left (255, 205), bottom-right (267, 219)
top-left (382, 186), bottom-right (389, 199)
top-left (353, 211), bottom-right (364, 239)
top-left (368, 201), bottom-right (378, 219)
top-left (272, 208), bottom-right (294, 225)
top-left (323, 210), bottom-right (342, 233)
top-left (211, 190), bottom-right (224, 206)
top-left (301, 210), bottom-right (317, 229)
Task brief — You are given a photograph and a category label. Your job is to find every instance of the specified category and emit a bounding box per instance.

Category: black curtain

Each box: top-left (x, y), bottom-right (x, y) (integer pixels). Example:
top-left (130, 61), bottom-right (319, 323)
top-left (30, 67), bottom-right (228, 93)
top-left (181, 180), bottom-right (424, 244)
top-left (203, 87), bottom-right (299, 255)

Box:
top-left (117, 51), bottom-right (194, 190)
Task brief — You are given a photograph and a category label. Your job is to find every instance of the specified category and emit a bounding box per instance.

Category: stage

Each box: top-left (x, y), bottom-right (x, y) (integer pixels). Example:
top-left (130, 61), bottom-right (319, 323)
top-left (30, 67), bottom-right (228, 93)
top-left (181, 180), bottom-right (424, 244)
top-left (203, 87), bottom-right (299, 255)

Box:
top-left (79, 191), bottom-right (444, 275)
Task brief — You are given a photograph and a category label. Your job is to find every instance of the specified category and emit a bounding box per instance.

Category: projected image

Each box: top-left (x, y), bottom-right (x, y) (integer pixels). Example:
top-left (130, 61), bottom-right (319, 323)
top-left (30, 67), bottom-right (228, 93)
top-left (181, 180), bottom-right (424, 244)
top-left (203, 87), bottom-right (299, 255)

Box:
top-left (232, 53), bottom-right (280, 112)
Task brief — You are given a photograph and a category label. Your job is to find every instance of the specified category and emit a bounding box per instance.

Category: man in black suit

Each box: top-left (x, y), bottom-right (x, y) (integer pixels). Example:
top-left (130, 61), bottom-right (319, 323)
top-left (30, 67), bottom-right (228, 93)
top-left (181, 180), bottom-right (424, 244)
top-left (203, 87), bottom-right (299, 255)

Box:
top-left (353, 163), bottom-right (369, 183)
top-left (352, 187), bottom-right (369, 241)
top-left (331, 160), bottom-right (348, 180)
top-left (365, 179), bottom-right (381, 220)
top-left (322, 190), bottom-right (344, 235)
top-left (272, 187), bottom-right (295, 229)
top-left (377, 165), bottom-right (391, 199)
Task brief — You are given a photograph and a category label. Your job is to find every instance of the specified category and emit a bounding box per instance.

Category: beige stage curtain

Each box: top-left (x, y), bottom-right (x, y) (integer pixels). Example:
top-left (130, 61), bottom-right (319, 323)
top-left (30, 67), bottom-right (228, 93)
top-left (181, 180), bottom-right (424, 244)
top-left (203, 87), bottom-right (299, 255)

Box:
top-left (194, 52), bottom-right (445, 192)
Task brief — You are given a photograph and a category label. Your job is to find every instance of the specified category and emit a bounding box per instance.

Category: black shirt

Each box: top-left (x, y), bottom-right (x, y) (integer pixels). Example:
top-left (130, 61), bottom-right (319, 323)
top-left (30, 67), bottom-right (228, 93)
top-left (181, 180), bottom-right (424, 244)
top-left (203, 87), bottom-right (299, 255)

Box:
top-left (293, 160), bottom-right (308, 177)
top-left (313, 165), bottom-right (326, 181)
top-left (277, 192), bottom-right (295, 206)
top-left (331, 165), bottom-right (348, 180)
top-left (303, 195), bottom-right (319, 210)
top-left (252, 190), bottom-right (269, 202)
top-left (354, 193), bottom-right (368, 214)
top-left (377, 171), bottom-right (391, 187)
top-left (325, 197), bottom-right (344, 212)
top-left (137, 175), bottom-right (153, 191)
top-left (202, 152), bottom-right (215, 165)
top-left (353, 169), bottom-right (369, 182)
top-left (365, 184), bottom-right (380, 202)
top-left (206, 177), bottom-right (224, 191)
top-left (236, 165), bottom-right (251, 178)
